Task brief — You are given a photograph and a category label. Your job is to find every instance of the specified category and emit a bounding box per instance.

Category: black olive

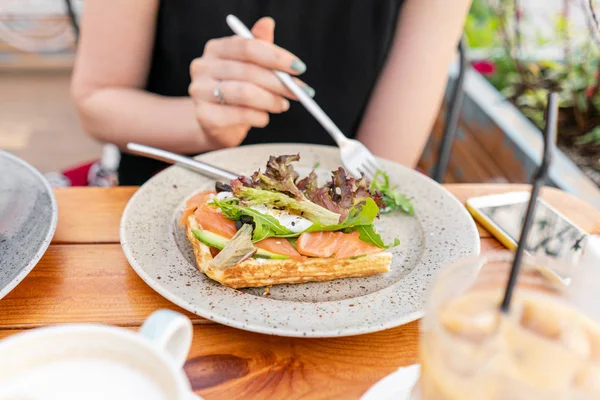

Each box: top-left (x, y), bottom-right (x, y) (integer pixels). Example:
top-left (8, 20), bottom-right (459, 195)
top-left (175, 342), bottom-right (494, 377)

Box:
top-left (215, 182), bottom-right (232, 193)
top-left (240, 215), bottom-right (256, 229)
top-left (235, 215), bottom-right (255, 232)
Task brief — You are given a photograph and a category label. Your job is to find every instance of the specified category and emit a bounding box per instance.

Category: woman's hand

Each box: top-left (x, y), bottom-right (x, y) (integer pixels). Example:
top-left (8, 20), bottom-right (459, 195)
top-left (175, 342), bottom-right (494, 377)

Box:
top-left (189, 17), bottom-right (311, 148)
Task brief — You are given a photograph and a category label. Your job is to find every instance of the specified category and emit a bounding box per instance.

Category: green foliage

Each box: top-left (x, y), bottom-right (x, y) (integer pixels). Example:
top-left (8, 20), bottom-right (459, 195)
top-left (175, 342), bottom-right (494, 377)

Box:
top-left (464, 0), bottom-right (503, 49)
top-left (465, 15), bottom-right (498, 48)
top-left (465, 0), bottom-right (600, 148)
top-left (576, 126), bottom-right (600, 145)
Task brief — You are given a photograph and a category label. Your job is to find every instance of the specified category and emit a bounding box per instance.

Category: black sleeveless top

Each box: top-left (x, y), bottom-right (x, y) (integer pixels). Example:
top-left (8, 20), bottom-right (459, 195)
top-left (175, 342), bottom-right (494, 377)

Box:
top-left (118, 0), bottom-right (404, 185)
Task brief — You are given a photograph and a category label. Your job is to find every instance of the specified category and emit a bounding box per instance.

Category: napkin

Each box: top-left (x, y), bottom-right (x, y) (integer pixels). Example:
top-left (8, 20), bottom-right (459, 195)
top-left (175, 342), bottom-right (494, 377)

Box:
top-left (360, 364), bottom-right (420, 400)
top-left (567, 234), bottom-right (600, 323)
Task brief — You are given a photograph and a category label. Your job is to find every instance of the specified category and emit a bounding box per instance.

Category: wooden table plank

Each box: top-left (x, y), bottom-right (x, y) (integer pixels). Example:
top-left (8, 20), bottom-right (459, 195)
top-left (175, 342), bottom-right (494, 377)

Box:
top-left (53, 187), bottom-right (137, 244)
top-left (52, 185), bottom-right (600, 245)
top-left (0, 244), bottom-right (205, 327)
top-left (185, 323), bottom-right (419, 400)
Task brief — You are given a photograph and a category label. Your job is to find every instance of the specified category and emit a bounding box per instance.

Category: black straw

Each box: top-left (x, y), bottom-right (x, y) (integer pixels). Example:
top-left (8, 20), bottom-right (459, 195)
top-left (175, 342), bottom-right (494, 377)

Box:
top-left (500, 92), bottom-right (558, 313)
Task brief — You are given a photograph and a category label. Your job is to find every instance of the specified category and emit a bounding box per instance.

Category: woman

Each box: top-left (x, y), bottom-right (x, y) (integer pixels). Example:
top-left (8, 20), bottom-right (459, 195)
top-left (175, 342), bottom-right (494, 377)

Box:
top-left (71, 0), bottom-right (472, 185)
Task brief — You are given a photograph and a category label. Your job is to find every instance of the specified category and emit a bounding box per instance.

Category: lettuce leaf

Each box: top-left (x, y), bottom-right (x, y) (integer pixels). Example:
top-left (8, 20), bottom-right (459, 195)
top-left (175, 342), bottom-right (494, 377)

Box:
top-left (355, 225), bottom-right (400, 249)
top-left (307, 198), bottom-right (379, 232)
top-left (247, 154), bottom-right (305, 200)
top-left (209, 224), bottom-right (257, 270)
top-left (301, 167), bottom-right (384, 219)
top-left (211, 198), bottom-right (293, 242)
top-left (307, 198), bottom-right (399, 249)
top-left (370, 170), bottom-right (414, 215)
top-left (231, 185), bottom-right (341, 226)
top-left (231, 155), bottom-right (386, 222)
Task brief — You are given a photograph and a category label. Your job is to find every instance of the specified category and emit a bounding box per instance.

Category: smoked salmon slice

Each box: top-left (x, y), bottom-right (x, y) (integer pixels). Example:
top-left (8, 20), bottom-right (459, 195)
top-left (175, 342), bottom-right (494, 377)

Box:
top-left (296, 231), bottom-right (343, 258)
top-left (179, 190), bottom-right (217, 226)
top-left (256, 238), bottom-right (303, 261)
top-left (179, 190), bottom-right (237, 238)
top-left (194, 208), bottom-right (237, 239)
top-left (296, 230), bottom-right (383, 259)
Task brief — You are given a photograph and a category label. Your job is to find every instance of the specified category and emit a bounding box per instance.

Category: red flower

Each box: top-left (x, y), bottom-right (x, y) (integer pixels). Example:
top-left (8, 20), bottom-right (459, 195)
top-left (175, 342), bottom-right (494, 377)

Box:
top-left (515, 8), bottom-right (524, 20)
top-left (586, 86), bottom-right (596, 98)
top-left (472, 60), bottom-right (497, 76)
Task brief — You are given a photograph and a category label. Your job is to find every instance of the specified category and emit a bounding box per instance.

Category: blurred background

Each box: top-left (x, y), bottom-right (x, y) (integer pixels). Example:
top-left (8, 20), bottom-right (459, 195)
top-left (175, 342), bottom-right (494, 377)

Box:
top-left (0, 0), bottom-right (99, 174)
top-left (1, 0), bottom-right (599, 206)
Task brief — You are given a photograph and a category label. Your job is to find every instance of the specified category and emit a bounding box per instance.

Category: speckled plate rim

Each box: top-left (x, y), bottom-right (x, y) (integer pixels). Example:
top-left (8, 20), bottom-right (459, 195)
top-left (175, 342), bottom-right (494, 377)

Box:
top-left (120, 144), bottom-right (480, 337)
top-left (0, 150), bottom-right (58, 300)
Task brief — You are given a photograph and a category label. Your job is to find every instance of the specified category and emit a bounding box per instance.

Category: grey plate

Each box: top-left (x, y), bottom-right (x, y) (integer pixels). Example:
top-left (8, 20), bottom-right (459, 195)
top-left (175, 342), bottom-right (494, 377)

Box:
top-left (0, 151), bottom-right (58, 300)
top-left (120, 144), bottom-right (480, 337)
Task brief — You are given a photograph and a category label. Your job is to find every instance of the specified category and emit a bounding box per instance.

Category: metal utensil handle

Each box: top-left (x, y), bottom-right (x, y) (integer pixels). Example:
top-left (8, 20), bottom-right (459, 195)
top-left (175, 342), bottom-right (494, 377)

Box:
top-left (126, 143), bottom-right (239, 181)
top-left (225, 14), bottom-right (349, 147)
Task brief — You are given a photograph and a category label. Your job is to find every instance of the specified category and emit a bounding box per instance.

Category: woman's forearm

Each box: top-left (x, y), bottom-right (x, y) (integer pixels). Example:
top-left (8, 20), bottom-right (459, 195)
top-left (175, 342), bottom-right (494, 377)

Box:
top-left (74, 88), bottom-right (218, 153)
top-left (357, 0), bottom-right (472, 168)
top-left (70, 0), bottom-right (217, 154)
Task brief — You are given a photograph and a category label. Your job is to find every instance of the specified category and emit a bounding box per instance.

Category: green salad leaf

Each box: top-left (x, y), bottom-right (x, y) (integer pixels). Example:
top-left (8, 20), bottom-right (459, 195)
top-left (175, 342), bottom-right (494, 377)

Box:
top-left (370, 170), bottom-right (414, 215)
top-left (211, 198), bottom-right (293, 242)
top-left (231, 185), bottom-right (341, 226)
top-left (307, 197), bottom-right (379, 232)
top-left (308, 198), bottom-right (399, 249)
top-left (355, 225), bottom-right (400, 249)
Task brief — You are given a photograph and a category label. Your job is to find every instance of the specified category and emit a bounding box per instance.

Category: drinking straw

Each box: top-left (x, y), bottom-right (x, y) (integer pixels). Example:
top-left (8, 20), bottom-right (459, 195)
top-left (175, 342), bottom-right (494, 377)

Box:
top-left (500, 92), bottom-right (558, 313)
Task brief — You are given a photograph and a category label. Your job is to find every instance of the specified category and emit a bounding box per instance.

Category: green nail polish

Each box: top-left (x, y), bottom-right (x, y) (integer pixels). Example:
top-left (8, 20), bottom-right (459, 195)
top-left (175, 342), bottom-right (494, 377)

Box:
top-left (302, 85), bottom-right (315, 98)
top-left (291, 59), bottom-right (307, 74)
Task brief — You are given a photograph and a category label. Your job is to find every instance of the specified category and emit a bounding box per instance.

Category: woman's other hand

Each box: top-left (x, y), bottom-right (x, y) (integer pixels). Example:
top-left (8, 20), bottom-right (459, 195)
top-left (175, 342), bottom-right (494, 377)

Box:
top-left (189, 17), bottom-right (312, 148)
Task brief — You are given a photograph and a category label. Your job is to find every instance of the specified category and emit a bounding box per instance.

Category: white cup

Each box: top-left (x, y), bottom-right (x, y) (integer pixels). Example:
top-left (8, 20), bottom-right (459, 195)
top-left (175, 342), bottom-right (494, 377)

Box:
top-left (0, 309), bottom-right (202, 400)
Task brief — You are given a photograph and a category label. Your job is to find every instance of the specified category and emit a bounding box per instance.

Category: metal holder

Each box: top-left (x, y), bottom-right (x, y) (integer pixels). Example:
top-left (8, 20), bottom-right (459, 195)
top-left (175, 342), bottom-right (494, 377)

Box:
top-left (432, 36), bottom-right (468, 183)
top-left (500, 91), bottom-right (559, 313)
top-left (64, 0), bottom-right (79, 41)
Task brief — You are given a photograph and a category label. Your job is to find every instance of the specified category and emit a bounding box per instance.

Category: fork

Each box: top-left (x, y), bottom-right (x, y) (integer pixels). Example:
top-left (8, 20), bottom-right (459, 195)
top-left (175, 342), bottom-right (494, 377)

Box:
top-left (225, 14), bottom-right (383, 179)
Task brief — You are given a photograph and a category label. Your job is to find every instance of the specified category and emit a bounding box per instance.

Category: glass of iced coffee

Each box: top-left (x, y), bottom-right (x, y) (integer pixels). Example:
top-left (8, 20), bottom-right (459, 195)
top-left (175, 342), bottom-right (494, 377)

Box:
top-left (412, 251), bottom-right (600, 400)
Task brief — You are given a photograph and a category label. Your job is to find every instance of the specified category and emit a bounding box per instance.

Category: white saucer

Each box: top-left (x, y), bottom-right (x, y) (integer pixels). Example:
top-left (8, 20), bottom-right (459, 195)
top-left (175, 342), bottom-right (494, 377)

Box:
top-left (361, 364), bottom-right (420, 400)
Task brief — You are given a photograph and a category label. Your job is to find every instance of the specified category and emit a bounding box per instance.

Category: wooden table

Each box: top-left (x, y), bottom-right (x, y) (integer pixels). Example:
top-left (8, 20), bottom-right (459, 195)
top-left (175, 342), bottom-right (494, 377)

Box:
top-left (1, 184), bottom-right (599, 399)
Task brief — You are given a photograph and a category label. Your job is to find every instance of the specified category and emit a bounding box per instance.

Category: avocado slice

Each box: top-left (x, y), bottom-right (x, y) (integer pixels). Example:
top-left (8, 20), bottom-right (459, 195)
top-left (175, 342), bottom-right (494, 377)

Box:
top-left (191, 229), bottom-right (289, 260)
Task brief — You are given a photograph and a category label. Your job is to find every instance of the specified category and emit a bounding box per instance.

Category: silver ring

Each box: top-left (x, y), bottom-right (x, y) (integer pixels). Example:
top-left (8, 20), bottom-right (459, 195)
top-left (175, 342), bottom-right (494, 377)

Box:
top-left (213, 81), bottom-right (226, 105)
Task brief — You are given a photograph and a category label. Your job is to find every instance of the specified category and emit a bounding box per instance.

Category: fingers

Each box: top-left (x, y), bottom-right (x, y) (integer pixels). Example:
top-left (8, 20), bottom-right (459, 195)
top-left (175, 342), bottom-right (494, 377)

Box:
top-left (203, 35), bottom-right (306, 75)
top-left (195, 102), bottom-right (270, 130)
top-left (190, 58), bottom-right (312, 100)
top-left (190, 78), bottom-right (289, 114)
top-left (252, 17), bottom-right (275, 43)
top-left (218, 81), bottom-right (290, 113)
top-left (189, 15), bottom-right (313, 140)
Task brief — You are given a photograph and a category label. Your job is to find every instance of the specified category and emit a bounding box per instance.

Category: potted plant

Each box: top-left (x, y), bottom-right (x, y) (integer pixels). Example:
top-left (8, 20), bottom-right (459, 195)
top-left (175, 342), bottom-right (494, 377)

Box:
top-left (420, 0), bottom-right (600, 208)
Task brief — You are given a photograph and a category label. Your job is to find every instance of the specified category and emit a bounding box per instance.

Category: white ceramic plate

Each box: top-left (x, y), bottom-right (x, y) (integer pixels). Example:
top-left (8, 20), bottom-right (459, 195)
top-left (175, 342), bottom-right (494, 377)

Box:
top-left (120, 144), bottom-right (479, 337)
top-left (0, 150), bottom-right (58, 300)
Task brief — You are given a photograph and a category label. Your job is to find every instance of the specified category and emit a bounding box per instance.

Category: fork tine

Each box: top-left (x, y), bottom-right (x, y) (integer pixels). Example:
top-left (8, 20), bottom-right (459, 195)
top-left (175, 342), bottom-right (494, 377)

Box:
top-left (366, 157), bottom-right (382, 174)
top-left (359, 162), bottom-right (377, 180)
